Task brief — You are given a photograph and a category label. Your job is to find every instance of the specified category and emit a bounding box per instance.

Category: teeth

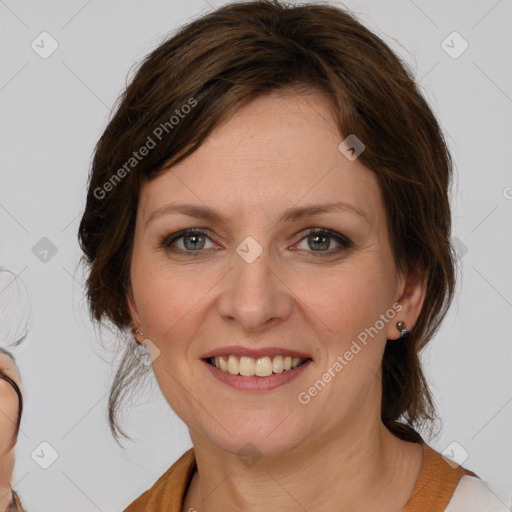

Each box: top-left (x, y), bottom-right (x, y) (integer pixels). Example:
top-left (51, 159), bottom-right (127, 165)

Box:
top-left (272, 355), bottom-right (284, 373)
top-left (227, 355), bottom-right (239, 374)
top-left (209, 354), bottom-right (307, 377)
top-left (255, 356), bottom-right (273, 377)
top-left (239, 356), bottom-right (255, 376)
top-left (218, 356), bottom-right (228, 372)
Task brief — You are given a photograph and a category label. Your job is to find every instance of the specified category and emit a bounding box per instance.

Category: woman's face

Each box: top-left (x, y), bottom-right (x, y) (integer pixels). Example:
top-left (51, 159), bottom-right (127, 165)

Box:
top-left (129, 90), bottom-right (425, 457)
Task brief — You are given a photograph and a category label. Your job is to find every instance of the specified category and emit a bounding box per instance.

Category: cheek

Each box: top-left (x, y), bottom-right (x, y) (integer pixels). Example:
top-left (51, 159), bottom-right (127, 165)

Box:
top-left (132, 267), bottom-right (204, 413)
top-left (294, 263), bottom-right (391, 340)
top-left (138, 281), bottom-right (194, 342)
top-left (131, 257), bottom-right (214, 350)
top-left (131, 249), bottom-right (176, 325)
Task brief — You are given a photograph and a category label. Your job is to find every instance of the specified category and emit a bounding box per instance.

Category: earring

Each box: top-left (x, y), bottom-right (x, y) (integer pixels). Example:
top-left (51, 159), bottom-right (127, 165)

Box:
top-left (131, 326), bottom-right (144, 344)
top-left (395, 321), bottom-right (410, 340)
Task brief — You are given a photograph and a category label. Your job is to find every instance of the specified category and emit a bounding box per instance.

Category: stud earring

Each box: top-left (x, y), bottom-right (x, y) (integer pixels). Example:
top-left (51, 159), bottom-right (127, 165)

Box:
top-left (395, 321), bottom-right (410, 340)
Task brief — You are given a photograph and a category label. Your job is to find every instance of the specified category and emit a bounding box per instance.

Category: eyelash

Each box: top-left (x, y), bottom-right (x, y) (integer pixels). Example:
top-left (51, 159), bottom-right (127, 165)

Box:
top-left (159, 228), bottom-right (352, 257)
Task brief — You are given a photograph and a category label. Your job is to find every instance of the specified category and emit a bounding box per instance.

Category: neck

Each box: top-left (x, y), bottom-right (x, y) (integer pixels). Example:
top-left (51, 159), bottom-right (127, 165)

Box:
top-left (185, 414), bottom-right (423, 512)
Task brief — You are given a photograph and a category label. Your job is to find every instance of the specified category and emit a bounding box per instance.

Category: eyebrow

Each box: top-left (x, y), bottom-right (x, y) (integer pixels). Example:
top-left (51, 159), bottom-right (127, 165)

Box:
top-left (145, 201), bottom-right (369, 229)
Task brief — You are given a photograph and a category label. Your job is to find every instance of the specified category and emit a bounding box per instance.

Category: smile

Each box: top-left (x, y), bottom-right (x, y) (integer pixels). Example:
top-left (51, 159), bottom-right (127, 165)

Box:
top-left (206, 355), bottom-right (309, 377)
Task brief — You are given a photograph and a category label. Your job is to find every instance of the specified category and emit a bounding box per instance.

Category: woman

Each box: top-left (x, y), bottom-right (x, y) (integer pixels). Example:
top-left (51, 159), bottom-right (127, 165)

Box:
top-left (0, 348), bottom-right (24, 512)
top-left (78, 1), bottom-right (507, 510)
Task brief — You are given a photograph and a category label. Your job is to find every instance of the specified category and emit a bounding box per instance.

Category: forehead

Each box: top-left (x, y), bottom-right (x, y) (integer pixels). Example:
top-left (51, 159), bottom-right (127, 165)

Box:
top-left (139, 91), bottom-right (382, 225)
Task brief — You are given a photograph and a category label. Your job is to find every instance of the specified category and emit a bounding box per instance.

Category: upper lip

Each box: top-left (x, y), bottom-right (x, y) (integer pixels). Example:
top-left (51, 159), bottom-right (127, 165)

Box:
top-left (200, 345), bottom-right (313, 360)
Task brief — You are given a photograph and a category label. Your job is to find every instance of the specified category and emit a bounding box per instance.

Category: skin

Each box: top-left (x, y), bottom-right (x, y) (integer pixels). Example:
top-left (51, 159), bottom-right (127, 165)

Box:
top-left (129, 89), bottom-right (427, 512)
top-left (0, 351), bottom-right (22, 511)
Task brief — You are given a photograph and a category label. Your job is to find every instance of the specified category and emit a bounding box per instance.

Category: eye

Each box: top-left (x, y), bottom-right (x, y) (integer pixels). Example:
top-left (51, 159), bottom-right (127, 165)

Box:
top-left (159, 227), bottom-right (352, 257)
top-left (295, 228), bottom-right (352, 256)
top-left (160, 228), bottom-right (217, 255)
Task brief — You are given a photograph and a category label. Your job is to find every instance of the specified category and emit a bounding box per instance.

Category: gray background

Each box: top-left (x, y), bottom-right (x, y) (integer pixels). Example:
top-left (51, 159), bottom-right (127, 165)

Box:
top-left (1, 0), bottom-right (511, 510)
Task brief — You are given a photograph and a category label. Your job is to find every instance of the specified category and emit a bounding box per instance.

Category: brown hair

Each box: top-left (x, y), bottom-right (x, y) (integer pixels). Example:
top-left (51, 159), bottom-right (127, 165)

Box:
top-left (78, 0), bottom-right (455, 443)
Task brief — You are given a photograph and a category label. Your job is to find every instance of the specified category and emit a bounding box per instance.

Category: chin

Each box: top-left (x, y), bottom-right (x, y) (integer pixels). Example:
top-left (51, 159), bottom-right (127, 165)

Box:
top-left (194, 413), bottom-right (306, 460)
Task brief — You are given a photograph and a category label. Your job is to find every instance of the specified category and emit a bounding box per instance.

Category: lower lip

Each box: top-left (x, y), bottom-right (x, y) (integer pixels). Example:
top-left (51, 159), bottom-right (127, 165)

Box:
top-left (202, 359), bottom-right (312, 391)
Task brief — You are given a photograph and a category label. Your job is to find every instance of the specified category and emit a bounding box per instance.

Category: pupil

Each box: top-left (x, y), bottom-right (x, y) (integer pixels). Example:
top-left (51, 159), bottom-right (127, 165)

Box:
top-left (310, 234), bottom-right (329, 251)
top-left (185, 234), bottom-right (204, 250)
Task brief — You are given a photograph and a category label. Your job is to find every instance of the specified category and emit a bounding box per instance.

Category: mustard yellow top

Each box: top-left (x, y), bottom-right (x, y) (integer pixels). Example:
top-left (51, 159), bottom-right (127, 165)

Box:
top-left (124, 442), bottom-right (477, 512)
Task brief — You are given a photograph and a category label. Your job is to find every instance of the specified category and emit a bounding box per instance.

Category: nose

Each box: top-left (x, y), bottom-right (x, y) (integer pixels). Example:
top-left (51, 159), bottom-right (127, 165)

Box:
top-left (217, 240), bottom-right (293, 333)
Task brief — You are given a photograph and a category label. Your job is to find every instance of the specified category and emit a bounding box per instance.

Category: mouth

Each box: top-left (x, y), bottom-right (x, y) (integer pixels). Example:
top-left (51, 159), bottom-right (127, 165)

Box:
top-left (204, 354), bottom-right (312, 377)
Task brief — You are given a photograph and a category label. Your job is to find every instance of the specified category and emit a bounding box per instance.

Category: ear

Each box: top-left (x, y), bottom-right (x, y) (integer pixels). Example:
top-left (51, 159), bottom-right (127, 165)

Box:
top-left (386, 266), bottom-right (428, 340)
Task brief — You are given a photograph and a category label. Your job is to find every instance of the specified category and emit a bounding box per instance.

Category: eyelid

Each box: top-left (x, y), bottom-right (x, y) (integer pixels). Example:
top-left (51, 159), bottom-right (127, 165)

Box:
top-left (300, 227), bottom-right (352, 245)
top-left (293, 228), bottom-right (352, 255)
top-left (160, 227), bottom-right (352, 256)
top-left (160, 228), bottom-right (218, 251)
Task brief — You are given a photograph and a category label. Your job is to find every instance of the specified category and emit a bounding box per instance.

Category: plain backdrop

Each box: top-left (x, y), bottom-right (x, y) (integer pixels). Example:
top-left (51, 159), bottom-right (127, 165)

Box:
top-left (1, 0), bottom-right (511, 510)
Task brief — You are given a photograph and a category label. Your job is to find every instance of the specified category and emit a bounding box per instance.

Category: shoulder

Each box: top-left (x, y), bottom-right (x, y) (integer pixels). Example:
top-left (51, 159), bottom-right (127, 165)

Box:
top-left (444, 475), bottom-right (510, 512)
top-left (403, 440), bottom-right (505, 512)
top-left (123, 448), bottom-right (196, 512)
